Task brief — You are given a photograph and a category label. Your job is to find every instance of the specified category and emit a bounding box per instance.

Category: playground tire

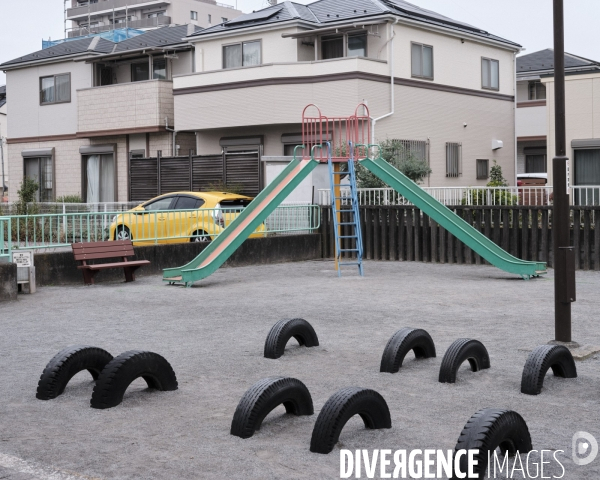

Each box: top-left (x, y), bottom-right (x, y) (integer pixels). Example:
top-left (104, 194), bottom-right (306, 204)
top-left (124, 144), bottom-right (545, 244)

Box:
top-left (230, 377), bottom-right (314, 439)
top-left (380, 327), bottom-right (436, 373)
top-left (520, 344), bottom-right (577, 395)
top-left (264, 318), bottom-right (319, 359)
top-left (439, 339), bottom-right (490, 384)
top-left (36, 346), bottom-right (113, 400)
top-left (309, 387), bottom-right (391, 454)
top-left (453, 408), bottom-right (532, 479)
top-left (90, 351), bottom-right (178, 409)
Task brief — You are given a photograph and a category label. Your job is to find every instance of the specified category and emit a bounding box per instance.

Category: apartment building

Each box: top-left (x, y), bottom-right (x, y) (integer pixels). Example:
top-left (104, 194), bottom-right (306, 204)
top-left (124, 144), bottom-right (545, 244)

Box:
top-left (516, 49), bottom-right (600, 202)
top-left (174, 0), bottom-right (521, 196)
top-left (66, 0), bottom-right (241, 38)
top-left (1, 25), bottom-right (200, 203)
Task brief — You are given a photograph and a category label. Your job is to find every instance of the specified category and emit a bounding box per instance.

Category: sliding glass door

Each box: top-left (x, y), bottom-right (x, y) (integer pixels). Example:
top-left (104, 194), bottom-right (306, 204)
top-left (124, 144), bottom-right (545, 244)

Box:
top-left (84, 154), bottom-right (115, 203)
top-left (24, 156), bottom-right (53, 201)
top-left (574, 149), bottom-right (600, 206)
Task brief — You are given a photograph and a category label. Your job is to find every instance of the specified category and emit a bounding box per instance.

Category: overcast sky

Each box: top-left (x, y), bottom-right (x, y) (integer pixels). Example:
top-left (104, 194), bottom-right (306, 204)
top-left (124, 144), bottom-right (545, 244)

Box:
top-left (1, 0), bottom-right (599, 85)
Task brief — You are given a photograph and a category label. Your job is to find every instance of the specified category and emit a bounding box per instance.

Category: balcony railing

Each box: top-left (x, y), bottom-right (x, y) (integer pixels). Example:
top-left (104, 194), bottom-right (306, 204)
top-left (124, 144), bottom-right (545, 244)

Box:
top-left (67, 16), bottom-right (171, 37)
top-left (68, 0), bottom-right (170, 19)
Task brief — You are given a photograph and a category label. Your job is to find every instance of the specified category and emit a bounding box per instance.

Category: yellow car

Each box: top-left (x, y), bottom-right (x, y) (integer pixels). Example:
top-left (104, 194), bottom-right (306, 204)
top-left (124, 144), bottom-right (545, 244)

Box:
top-left (109, 191), bottom-right (266, 245)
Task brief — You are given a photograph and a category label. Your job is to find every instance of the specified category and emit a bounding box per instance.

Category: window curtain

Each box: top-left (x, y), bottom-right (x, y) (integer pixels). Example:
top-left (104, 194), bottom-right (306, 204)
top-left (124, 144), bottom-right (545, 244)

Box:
top-left (86, 155), bottom-right (100, 204)
top-left (490, 60), bottom-right (499, 89)
top-left (422, 46), bottom-right (433, 78)
top-left (41, 77), bottom-right (55, 103)
top-left (411, 43), bottom-right (422, 76)
top-left (575, 149), bottom-right (600, 185)
top-left (55, 74), bottom-right (70, 102)
top-left (242, 41), bottom-right (261, 66)
top-left (224, 44), bottom-right (242, 68)
top-left (100, 154), bottom-right (115, 202)
top-left (322, 36), bottom-right (344, 60)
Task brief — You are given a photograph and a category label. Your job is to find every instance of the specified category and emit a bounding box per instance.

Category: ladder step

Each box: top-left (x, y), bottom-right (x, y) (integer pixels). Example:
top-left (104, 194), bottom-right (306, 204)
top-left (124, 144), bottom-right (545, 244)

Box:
top-left (339, 235), bottom-right (358, 239)
top-left (339, 262), bottom-right (362, 266)
top-left (339, 248), bottom-right (360, 252)
top-left (338, 222), bottom-right (357, 226)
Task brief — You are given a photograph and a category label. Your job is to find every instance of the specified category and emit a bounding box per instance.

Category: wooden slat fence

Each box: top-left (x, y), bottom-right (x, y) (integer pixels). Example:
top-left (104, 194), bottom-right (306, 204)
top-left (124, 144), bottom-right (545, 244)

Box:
top-left (320, 206), bottom-right (600, 270)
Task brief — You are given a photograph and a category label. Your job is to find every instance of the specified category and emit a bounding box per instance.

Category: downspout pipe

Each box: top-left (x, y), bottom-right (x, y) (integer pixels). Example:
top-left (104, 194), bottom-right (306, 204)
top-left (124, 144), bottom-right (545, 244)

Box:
top-left (165, 117), bottom-right (177, 157)
top-left (372, 18), bottom-right (399, 144)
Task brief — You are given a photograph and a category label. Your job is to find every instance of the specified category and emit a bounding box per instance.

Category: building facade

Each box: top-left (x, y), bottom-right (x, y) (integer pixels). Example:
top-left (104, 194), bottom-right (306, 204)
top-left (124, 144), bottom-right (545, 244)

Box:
top-left (2, 26), bottom-right (198, 203)
top-left (66, 0), bottom-right (241, 38)
top-left (516, 49), bottom-right (600, 202)
top-left (175, 0), bottom-right (521, 197)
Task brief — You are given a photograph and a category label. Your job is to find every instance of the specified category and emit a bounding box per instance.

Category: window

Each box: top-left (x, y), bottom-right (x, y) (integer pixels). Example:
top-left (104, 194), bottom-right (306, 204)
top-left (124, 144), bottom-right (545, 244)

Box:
top-left (525, 155), bottom-right (547, 173)
top-left (191, 11), bottom-right (198, 20)
top-left (143, 196), bottom-right (176, 211)
top-left (174, 196), bottom-right (204, 209)
top-left (24, 157), bottom-right (53, 201)
top-left (147, 11), bottom-right (165, 18)
top-left (222, 17), bottom-right (228, 22)
top-left (476, 159), bottom-right (489, 180)
top-left (482, 57), bottom-right (499, 90)
top-left (574, 149), bottom-right (600, 205)
top-left (322, 35), bottom-right (344, 60)
top-left (40, 74), bottom-right (71, 105)
top-left (347, 33), bottom-right (367, 57)
top-left (528, 81), bottom-right (546, 100)
top-left (132, 62), bottom-right (149, 82)
top-left (223, 40), bottom-right (261, 69)
top-left (446, 142), bottom-right (462, 177)
top-left (111, 16), bottom-right (134, 24)
top-left (411, 43), bottom-right (433, 80)
top-left (129, 150), bottom-right (145, 159)
top-left (153, 58), bottom-right (167, 80)
top-left (83, 154), bottom-right (115, 203)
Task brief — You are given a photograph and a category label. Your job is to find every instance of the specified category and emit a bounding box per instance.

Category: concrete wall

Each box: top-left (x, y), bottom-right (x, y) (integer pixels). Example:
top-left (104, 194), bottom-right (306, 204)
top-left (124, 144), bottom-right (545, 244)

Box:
top-left (7, 61), bottom-right (92, 139)
top-left (32, 234), bottom-right (320, 285)
top-left (545, 72), bottom-right (600, 185)
top-left (77, 80), bottom-right (174, 134)
top-left (516, 105), bottom-right (547, 138)
top-left (0, 262), bottom-right (17, 302)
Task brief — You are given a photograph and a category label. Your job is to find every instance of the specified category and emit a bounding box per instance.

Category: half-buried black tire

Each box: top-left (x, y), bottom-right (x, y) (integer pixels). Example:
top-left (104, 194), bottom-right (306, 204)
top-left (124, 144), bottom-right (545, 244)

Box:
top-left (90, 350), bottom-right (178, 409)
top-left (36, 346), bottom-right (113, 400)
top-left (380, 327), bottom-right (436, 373)
top-left (264, 318), bottom-right (319, 359)
top-left (230, 377), bottom-right (314, 439)
top-left (453, 408), bottom-right (532, 479)
top-left (310, 387), bottom-right (391, 454)
top-left (439, 338), bottom-right (490, 384)
top-left (521, 344), bottom-right (577, 395)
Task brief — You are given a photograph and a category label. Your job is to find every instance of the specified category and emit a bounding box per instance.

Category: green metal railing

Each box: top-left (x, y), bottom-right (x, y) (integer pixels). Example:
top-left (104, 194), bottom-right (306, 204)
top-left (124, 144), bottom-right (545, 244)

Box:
top-left (0, 217), bottom-right (11, 260)
top-left (3, 205), bottom-right (320, 250)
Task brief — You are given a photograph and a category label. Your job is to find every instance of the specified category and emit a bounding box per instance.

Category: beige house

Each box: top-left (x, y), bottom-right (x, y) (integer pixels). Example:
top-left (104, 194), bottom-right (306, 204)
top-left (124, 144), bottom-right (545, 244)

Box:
top-left (66, 0), bottom-right (241, 37)
top-left (1, 25), bottom-right (199, 203)
top-left (175, 0), bottom-right (521, 197)
top-left (516, 49), bottom-right (600, 203)
top-left (0, 86), bottom-right (7, 201)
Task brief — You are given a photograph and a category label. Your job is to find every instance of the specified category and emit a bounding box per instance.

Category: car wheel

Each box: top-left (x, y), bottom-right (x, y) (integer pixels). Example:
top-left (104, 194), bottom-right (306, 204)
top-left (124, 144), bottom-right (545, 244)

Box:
top-left (115, 226), bottom-right (131, 241)
top-left (191, 230), bottom-right (211, 243)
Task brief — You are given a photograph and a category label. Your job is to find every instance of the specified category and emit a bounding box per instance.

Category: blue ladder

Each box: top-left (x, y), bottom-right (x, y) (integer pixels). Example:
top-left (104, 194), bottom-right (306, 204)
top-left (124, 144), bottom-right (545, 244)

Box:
top-left (327, 143), bottom-right (364, 277)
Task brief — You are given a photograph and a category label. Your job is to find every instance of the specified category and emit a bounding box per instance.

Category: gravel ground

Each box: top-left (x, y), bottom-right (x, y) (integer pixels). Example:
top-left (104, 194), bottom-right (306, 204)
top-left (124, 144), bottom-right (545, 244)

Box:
top-left (1, 260), bottom-right (600, 480)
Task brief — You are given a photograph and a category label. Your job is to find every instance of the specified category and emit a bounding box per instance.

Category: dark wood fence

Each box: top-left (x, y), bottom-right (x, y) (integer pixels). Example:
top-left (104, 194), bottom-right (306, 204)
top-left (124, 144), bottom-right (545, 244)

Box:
top-left (319, 206), bottom-right (600, 270)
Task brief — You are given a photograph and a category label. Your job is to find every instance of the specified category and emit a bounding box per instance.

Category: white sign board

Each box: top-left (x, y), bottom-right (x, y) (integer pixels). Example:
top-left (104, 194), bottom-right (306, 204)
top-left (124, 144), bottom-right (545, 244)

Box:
top-left (12, 251), bottom-right (33, 268)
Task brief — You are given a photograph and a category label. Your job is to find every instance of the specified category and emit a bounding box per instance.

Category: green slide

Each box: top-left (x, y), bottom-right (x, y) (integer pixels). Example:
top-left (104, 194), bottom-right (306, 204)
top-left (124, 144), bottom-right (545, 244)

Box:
top-left (359, 155), bottom-right (547, 279)
top-left (163, 156), bottom-right (320, 287)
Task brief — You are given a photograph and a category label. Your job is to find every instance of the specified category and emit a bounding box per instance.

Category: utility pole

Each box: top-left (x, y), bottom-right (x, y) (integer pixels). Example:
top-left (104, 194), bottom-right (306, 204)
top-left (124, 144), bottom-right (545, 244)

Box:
top-left (552, 0), bottom-right (576, 343)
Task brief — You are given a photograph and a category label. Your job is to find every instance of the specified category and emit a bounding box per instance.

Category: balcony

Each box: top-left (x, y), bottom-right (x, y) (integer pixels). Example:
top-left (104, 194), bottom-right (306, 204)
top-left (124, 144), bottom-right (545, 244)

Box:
top-left (77, 80), bottom-right (174, 136)
top-left (173, 57), bottom-right (389, 131)
top-left (67, 0), bottom-right (170, 20)
top-left (67, 16), bottom-right (171, 37)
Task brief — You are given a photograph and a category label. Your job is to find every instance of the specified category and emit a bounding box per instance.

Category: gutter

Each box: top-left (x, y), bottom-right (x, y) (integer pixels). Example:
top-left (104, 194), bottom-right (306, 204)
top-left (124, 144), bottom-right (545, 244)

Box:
top-left (1, 52), bottom-right (103, 71)
top-left (371, 19), bottom-right (399, 143)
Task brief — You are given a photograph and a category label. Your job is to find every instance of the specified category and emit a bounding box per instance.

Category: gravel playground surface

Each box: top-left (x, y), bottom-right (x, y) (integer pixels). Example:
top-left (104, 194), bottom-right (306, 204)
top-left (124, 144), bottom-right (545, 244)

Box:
top-left (1, 260), bottom-right (600, 479)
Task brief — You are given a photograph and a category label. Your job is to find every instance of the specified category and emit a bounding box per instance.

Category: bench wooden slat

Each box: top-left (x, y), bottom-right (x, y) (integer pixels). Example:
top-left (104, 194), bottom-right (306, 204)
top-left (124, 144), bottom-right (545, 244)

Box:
top-left (78, 260), bottom-right (150, 270)
top-left (72, 240), bottom-right (131, 248)
top-left (74, 251), bottom-right (135, 261)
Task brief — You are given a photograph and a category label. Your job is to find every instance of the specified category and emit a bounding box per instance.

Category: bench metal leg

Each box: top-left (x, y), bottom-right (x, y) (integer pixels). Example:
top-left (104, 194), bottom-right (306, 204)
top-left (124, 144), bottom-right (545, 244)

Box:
top-left (123, 265), bottom-right (141, 283)
top-left (82, 269), bottom-right (99, 286)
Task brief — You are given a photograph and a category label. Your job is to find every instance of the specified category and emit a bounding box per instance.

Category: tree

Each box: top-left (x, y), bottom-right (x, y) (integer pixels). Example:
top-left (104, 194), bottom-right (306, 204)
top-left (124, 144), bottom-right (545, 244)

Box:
top-left (355, 139), bottom-right (432, 188)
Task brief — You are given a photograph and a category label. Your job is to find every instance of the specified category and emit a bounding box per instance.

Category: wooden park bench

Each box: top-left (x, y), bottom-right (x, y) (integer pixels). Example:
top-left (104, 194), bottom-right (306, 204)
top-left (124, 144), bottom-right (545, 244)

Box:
top-left (72, 240), bottom-right (150, 285)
